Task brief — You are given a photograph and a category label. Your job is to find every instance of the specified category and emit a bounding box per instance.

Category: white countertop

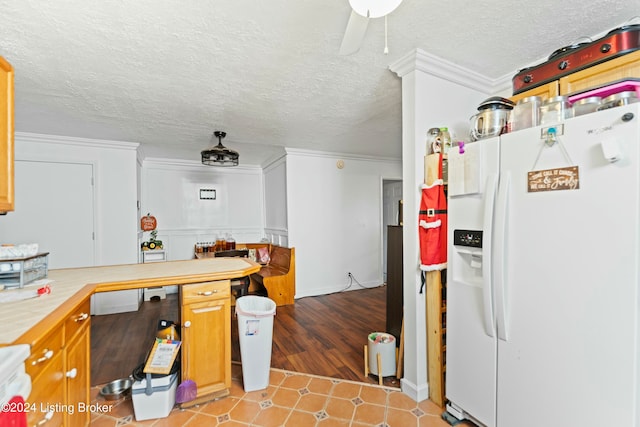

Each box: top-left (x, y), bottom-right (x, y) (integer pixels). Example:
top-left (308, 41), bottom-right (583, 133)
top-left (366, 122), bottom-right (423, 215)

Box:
top-left (0, 257), bottom-right (259, 345)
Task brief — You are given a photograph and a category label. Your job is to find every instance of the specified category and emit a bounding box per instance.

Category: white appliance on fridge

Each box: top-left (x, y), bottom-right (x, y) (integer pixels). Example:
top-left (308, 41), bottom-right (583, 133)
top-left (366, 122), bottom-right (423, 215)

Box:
top-left (444, 103), bottom-right (640, 427)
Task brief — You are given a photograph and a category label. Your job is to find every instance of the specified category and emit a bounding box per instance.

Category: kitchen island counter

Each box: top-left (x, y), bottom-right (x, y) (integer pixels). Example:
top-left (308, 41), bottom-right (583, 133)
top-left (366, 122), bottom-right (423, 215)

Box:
top-left (1, 257), bottom-right (260, 346)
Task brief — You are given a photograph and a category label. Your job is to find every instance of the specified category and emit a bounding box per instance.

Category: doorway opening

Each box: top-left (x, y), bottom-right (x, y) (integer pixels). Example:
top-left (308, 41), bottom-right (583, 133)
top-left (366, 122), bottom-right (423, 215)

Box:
top-left (382, 179), bottom-right (402, 283)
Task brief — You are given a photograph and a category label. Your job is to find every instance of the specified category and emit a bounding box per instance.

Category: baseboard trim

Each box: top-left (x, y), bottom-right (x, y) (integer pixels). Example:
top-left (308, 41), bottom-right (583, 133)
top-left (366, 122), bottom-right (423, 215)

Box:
top-left (400, 378), bottom-right (430, 402)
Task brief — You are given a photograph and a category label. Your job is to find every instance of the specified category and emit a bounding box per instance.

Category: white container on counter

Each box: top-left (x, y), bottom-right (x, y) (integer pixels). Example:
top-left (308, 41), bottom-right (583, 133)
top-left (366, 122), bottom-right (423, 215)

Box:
top-left (540, 96), bottom-right (573, 125)
top-left (598, 91), bottom-right (639, 111)
top-left (511, 96), bottom-right (541, 131)
top-left (572, 96), bottom-right (601, 116)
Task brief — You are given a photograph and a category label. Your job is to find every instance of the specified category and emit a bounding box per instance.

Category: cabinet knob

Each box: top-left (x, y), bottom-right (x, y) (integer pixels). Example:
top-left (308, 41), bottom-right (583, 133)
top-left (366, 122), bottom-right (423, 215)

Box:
top-left (32, 349), bottom-right (54, 365)
top-left (184, 321), bottom-right (191, 328)
top-left (66, 368), bottom-right (78, 379)
top-left (197, 290), bottom-right (218, 296)
top-left (74, 313), bottom-right (89, 322)
top-left (35, 410), bottom-right (54, 426)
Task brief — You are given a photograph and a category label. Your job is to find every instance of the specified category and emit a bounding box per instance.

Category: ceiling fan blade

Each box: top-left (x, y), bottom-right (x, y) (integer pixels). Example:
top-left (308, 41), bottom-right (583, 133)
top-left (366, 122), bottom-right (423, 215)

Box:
top-left (339, 10), bottom-right (369, 55)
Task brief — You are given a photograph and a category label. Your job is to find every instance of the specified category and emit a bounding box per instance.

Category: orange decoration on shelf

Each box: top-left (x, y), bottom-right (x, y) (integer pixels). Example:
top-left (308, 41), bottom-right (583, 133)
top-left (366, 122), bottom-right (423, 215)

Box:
top-left (140, 214), bottom-right (157, 231)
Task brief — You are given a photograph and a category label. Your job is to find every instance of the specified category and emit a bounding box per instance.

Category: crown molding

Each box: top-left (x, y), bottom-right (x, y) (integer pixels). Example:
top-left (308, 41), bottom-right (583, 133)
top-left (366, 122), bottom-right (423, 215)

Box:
top-left (389, 48), bottom-right (513, 95)
top-left (15, 131), bottom-right (139, 150)
top-left (262, 153), bottom-right (287, 172)
top-left (261, 152), bottom-right (287, 170)
top-left (284, 147), bottom-right (400, 163)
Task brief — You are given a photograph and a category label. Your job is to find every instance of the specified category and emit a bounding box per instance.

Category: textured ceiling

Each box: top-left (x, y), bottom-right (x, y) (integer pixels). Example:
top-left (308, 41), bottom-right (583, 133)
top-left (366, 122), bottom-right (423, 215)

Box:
top-left (0, 0), bottom-right (637, 165)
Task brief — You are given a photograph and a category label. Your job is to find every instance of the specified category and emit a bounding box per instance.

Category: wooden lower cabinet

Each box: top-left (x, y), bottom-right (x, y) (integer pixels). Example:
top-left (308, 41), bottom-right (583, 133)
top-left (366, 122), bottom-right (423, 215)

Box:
top-left (180, 280), bottom-right (231, 407)
top-left (25, 298), bottom-right (91, 427)
top-left (65, 300), bottom-right (91, 427)
top-left (65, 328), bottom-right (90, 427)
top-left (26, 331), bottom-right (65, 427)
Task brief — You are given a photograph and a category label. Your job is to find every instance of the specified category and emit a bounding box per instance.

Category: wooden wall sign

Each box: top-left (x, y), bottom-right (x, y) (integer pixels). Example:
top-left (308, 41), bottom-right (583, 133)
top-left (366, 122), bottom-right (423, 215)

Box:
top-left (140, 213), bottom-right (157, 231)
top-left (528, 166), bottom-right (579, 192)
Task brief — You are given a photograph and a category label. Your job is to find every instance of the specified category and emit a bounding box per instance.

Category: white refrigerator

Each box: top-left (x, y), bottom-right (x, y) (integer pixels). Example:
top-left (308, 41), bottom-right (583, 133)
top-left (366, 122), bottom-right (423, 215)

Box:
top-left (444, 103), bottom-right (640, 427)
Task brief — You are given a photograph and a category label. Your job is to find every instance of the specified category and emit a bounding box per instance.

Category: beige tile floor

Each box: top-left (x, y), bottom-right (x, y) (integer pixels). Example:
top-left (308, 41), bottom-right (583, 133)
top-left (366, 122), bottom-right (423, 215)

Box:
top-left (90, 364), bottom-right (452, 426)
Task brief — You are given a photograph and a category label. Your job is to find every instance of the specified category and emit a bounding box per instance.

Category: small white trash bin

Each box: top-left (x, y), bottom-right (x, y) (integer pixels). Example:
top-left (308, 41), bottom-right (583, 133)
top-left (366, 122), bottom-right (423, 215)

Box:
top-left (131, 372), bottom-right (177, 421)
top-left (236, 295), bottom-right (277, 392)
top-left (367, 332), bottom-right (396, 377)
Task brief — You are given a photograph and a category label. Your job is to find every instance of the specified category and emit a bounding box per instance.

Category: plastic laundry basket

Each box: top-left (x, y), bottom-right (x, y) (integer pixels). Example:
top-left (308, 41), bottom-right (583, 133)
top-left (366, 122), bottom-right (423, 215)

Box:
top-left (236, 296), bottom-right (277, 392)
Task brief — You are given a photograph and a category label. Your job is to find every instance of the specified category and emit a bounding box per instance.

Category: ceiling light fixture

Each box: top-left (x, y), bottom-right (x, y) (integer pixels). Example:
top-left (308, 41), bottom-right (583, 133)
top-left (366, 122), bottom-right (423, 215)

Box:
top-left (346, 0), bottom-right (402, 54)
top-left (348, 0), bottom-right (403, 18)
top-left (201, 131), bottom-right (239, 167)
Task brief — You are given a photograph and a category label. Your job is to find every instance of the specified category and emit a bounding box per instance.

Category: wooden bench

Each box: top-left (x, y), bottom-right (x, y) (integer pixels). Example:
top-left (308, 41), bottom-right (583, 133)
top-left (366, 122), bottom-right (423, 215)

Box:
top-left (239, 243), bottom-right (295, 306)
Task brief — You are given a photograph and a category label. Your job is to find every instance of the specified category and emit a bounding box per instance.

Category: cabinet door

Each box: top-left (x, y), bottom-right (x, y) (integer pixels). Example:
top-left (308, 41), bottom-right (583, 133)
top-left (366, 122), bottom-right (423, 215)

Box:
top-left (560, 50), bottom-right (640, 95)
top-left (509, 81), bottom-right (559, 103)
top-left (65, 323), bottom-right (90, 427)
top-left (182, 298), bottom-right (231, 397)
top-left (0, 56), bottom-right (14, 213)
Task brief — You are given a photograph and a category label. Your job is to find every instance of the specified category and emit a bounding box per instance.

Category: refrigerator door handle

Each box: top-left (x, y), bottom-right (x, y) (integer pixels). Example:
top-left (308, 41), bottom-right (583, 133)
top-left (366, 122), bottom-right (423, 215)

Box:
top-left (482, 173), bottom-right (498, 338)
top-left (495, 171), bottom-right (510, 341)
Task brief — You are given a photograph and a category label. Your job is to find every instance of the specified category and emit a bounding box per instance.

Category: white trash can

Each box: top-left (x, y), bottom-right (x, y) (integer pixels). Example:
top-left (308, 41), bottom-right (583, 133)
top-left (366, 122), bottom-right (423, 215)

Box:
top-left (131, 372), bottom-right (178, 421)
top-left (367, 332), bottom-right (396, 377)
top-left (236, 296), bottom-right (277, 392)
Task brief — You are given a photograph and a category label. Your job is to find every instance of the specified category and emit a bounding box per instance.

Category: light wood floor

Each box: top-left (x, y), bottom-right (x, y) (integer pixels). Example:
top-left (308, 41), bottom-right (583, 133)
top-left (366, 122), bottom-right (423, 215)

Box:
top-left (91, 285), bottom-right (398, 388)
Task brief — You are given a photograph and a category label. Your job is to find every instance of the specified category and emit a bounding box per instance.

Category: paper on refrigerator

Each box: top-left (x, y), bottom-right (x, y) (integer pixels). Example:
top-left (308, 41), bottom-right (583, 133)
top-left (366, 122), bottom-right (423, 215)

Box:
top-left (448, 143), bottom-right (482, 196)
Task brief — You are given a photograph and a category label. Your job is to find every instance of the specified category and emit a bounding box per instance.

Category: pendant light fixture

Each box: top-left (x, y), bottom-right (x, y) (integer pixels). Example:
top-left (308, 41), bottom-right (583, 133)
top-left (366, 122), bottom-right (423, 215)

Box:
top-left (201, 131), bottom-right (239, 166)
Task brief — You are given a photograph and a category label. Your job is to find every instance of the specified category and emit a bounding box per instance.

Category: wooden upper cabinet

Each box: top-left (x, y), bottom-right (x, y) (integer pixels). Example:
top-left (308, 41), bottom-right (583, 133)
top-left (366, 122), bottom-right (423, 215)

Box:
top-left (559, 50), bottom-right (640, 95)
top-left (511, 51), bottom-right (640, 104)
top-left (0, 56), bottom-right (14, 214)
top-left (509, 81), bottom-right (559, 104)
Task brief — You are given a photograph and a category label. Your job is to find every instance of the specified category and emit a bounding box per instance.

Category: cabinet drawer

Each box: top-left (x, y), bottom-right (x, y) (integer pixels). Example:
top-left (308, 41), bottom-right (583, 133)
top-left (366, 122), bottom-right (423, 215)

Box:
top-left (26, 327), bottom-right (63, 381)
top-left (181, 280), bottom-right (230, 304)
top-left (65, 298), bottom-right (91, 342)
top-left (27, 351), bottom-right (64, 427)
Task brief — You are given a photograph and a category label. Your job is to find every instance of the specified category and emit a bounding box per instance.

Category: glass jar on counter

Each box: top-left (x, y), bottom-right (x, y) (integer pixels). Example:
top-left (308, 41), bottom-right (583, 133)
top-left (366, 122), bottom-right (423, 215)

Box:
top-left (225, 234), bottom-right (236, 250)
top-left (572, 96), bottom-right (601, 116)
top-left (511, 96), bottom-right (541, 131)
top-left (426, 128), bottom-right (441, 154)
top-left (540, 96), bottom-right (573, 125)
top-left (598, 91), bottom-right (639, 111)
top-left (439, 127), bottom-right (452, 153)
top-left (215, 235), bottom-right (226, 252)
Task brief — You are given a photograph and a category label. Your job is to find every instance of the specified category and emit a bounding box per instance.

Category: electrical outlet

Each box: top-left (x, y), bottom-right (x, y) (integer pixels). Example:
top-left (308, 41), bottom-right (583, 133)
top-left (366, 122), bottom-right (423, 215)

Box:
top-left (347, 272), bottom-right (352, 278)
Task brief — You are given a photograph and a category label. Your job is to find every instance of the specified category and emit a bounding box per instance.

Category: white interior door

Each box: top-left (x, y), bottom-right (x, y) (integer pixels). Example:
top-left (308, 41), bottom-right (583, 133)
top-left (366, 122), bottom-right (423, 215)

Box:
top-left (0, 160), bottom-right (95, 269)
